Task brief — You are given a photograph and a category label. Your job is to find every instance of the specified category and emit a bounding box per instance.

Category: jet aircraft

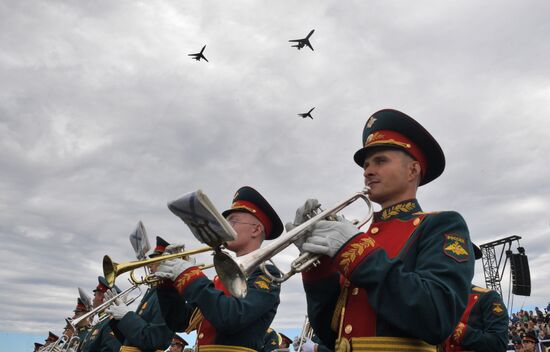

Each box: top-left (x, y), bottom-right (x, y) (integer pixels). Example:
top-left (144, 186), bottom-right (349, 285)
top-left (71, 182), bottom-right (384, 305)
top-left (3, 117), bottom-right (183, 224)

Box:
top-left (189, 45), bottom-right (208, 62)
top-left (289, 30), bottom-right (315, 51)
top-left (298, 107), bottom-right (315, 119)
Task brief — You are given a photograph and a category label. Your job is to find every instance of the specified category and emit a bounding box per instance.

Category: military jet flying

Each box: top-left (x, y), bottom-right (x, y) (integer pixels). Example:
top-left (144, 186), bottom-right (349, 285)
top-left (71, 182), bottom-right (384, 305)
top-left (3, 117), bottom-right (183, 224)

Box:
top-left (289, 30), bottom-right (315, 51)
top-left (188, 45), bottom-right (208, 62)
top-left (298, 107), bottom-right (315, 119)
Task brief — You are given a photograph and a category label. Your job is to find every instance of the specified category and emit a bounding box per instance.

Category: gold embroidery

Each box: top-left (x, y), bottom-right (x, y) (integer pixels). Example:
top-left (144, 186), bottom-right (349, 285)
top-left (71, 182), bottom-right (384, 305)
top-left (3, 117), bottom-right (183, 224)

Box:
top-left (367, 139), bottom-right (411, 149)
top-left (446, 234), bottom-right (465, 243)
top-left (231, 203), bottom-right (256, 213)
top-left (445, 241), bottom-right (468, 256)
top-left (254, 275), bottom-right (272, 290)
top-left (493, 303), bottom-right (504, 314)
top-left (255, 280), bottom-right (269, 290)
top-left (339, 237), bottom-right (376, 275)
top-left (453, 322), bottom-right (466, 341)
top-left (366, 132), bottom-right (385, 144)
top-left (381, 202), bottom-right (416, 220)
top-left (175, 268), bottom-right (202, 291)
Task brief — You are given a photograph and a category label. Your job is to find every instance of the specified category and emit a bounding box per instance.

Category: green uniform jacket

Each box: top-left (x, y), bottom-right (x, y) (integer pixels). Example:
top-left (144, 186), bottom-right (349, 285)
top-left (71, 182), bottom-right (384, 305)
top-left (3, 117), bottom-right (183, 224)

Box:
top-left (74, 326), bottom-right (90, 351)
top-left (261, 328), bottom-right (280, 352)
top-left (162, 264), bottom-right (281, 351)
top-left (313, 335), bottom-right (332, 352)
top-left (79, 317), bottom-right (121, 352)
top-left (111, 287), bottom-right (181, 351)
top-left (303, 200), bottom-right (475, 348)
top-left (444, 286), bottom-right (509, 351)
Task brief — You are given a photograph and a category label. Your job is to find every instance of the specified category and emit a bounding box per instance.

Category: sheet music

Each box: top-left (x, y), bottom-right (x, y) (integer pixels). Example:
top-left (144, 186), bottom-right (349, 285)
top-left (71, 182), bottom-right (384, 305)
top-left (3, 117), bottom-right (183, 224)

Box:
top-left (167, 190), bottom-right (237, 247)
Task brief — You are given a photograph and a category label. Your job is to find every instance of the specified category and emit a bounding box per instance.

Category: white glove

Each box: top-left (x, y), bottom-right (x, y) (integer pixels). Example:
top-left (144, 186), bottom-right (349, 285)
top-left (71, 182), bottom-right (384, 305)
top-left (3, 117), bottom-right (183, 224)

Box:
top-left (286, 199), bottom-right (320, 252)
top-left (302, 219), bottom-right (361, 258)
top-left (294, 199), bottom-right (321, 225)
top-left (164, 243), bottom-right (186, 254)
top-left (155, 258), bottom-right (195, 281)
top-left (293, 336), bottom-right (316, 352)
top-left (103, 288), bottom-right (125, 306)
top-left (105, 304), bottom-right (132, 320)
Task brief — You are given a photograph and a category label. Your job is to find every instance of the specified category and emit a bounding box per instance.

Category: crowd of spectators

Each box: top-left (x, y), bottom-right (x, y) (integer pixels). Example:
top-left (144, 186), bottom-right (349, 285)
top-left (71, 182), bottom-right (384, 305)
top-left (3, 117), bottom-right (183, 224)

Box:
top-left (508, 304), bottom-right (550, 351)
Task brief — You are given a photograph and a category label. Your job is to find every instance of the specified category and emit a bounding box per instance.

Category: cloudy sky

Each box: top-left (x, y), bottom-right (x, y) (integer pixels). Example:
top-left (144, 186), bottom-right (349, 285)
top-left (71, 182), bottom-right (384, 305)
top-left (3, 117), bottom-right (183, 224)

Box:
top-left (2, 0), bottom-right (550, 349)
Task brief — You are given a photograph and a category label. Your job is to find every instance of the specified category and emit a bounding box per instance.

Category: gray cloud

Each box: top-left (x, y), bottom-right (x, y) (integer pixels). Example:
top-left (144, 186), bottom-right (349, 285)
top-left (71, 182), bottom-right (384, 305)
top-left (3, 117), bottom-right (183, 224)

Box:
top-left (1, 0), bottom-right (549, 342)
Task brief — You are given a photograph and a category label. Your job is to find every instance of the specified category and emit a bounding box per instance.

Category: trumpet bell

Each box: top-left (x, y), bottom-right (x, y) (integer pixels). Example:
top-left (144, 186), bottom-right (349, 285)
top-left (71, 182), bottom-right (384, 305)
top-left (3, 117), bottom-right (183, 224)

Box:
top-left (214, 251), bottom-right (248, 298)
top-left (103, 256), bottom-right (118, 288)
top-left (103, 246), bottom-right (212, 286)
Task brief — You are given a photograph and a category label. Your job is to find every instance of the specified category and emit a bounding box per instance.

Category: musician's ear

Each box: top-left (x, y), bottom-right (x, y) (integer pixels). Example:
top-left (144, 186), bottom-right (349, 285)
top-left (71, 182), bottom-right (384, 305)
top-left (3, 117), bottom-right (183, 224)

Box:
top-left (409, 160), bottom-right (422, 186)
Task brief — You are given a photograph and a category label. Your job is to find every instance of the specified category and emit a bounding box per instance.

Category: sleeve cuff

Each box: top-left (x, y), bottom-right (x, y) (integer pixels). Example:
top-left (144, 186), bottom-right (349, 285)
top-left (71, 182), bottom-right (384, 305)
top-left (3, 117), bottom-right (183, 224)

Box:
top-left (174, 266), bottom-right (205, 295)
top-left (302, 255), bottom-right (337, 283)
top-left (334, 233), bottom-right (379, 277)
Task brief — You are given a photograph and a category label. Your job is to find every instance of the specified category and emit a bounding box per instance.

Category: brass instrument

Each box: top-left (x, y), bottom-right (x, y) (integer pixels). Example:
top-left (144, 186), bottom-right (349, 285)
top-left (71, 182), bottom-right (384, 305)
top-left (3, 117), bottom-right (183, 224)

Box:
top-left (214, 188), bottom-right (373, 298)
top-left (62, 335), bottom-right (81, 352)
top-left (42, 334), bottom-right (80, 352)
top-left (42, 335), bottom-right (67, 352)
top-left (67, 284), bottom-right (142, 331)
top-left (103, 246), bottom-right (213, 286)
top-left (296, 315), bottom-right (314, 352)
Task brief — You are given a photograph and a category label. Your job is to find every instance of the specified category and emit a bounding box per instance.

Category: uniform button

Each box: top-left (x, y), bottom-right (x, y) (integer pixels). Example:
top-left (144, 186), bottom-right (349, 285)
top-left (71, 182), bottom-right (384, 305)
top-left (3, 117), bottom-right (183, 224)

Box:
top-left (198, 333), bottom-right (204, 339)
top-left (371, 227), bottom-right (379, 234)
top-left (413, 218), bottom-right (420, 226)
top-left (344, 324), bottom-right (353, 334)
top-left (351, 288), bottom-right (359, 295)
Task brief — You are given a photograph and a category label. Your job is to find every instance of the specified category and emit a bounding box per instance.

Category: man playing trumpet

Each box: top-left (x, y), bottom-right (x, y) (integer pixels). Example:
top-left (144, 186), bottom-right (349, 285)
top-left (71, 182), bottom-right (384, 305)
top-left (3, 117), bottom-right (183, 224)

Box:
top-left (290, 109), bottom-right (475, 351)
top-left (79, 276), bottom-right (122, 352)
top-left (105, 236), bottom-right (182, 352)
top-left (155, 186), bottom-right (284, 352)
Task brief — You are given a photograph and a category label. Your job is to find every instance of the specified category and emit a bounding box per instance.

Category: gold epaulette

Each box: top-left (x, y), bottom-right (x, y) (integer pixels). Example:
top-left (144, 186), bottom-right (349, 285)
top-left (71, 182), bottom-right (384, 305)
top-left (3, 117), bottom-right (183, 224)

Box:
top-left (472, 286), bottom-right (490, 293)
top-left (413, 211), bottom-right (439, 216)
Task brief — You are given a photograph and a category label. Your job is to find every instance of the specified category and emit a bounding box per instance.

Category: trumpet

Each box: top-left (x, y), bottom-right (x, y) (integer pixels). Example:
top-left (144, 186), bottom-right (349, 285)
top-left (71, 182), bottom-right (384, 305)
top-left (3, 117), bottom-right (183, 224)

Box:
top-left (296, 315), bottom-right (314, 352)
top-left (67, 284), bottom-right (142, 331)
top-left (43, 334), bottom-right (80, 352)
top-left (42, 335), bottom-right (68, 352)
top-left (214, 188), bottom-right (373, 298)
top-left (103, 246), bottom-right (213, 286)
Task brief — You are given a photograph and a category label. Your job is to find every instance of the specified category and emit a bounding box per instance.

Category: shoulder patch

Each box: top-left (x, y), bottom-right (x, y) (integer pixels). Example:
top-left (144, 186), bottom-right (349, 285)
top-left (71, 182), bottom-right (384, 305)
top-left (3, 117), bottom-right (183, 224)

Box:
top-left (492, 302), bottom-right (505, 315)
top-left (253, 275), bottom-right (273, 291)
top-left (443, 234), bottom-right (470, 262)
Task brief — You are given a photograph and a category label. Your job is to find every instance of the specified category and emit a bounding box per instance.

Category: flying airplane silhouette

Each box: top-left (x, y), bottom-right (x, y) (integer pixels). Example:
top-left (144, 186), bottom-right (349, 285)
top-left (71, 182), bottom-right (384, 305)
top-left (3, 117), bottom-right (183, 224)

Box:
top-left (188, 45), bottom-right (208, 62)
top-left (289, 30), bottom-right (315, 51)
top-left (298, 107), bottom-right (315, 119)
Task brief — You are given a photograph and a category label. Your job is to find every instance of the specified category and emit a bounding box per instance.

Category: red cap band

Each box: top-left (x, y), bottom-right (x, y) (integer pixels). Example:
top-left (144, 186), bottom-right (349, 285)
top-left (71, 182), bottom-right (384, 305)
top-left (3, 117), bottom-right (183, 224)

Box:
top-left (230, 200), bottom-right (272, 237)
top-left (95, 283), bottom-right (108, 293)
top-left (365, 130), bottom-right (427, 177)
top-left (153, 244), bottom-right (167, 253)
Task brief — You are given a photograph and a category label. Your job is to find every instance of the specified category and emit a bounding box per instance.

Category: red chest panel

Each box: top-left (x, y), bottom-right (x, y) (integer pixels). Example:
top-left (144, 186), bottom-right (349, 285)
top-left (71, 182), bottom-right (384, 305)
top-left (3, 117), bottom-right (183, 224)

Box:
top-left (341, 215), bottom-right (426, 338)
top-left (196, 276), bottom-right (230, 346)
